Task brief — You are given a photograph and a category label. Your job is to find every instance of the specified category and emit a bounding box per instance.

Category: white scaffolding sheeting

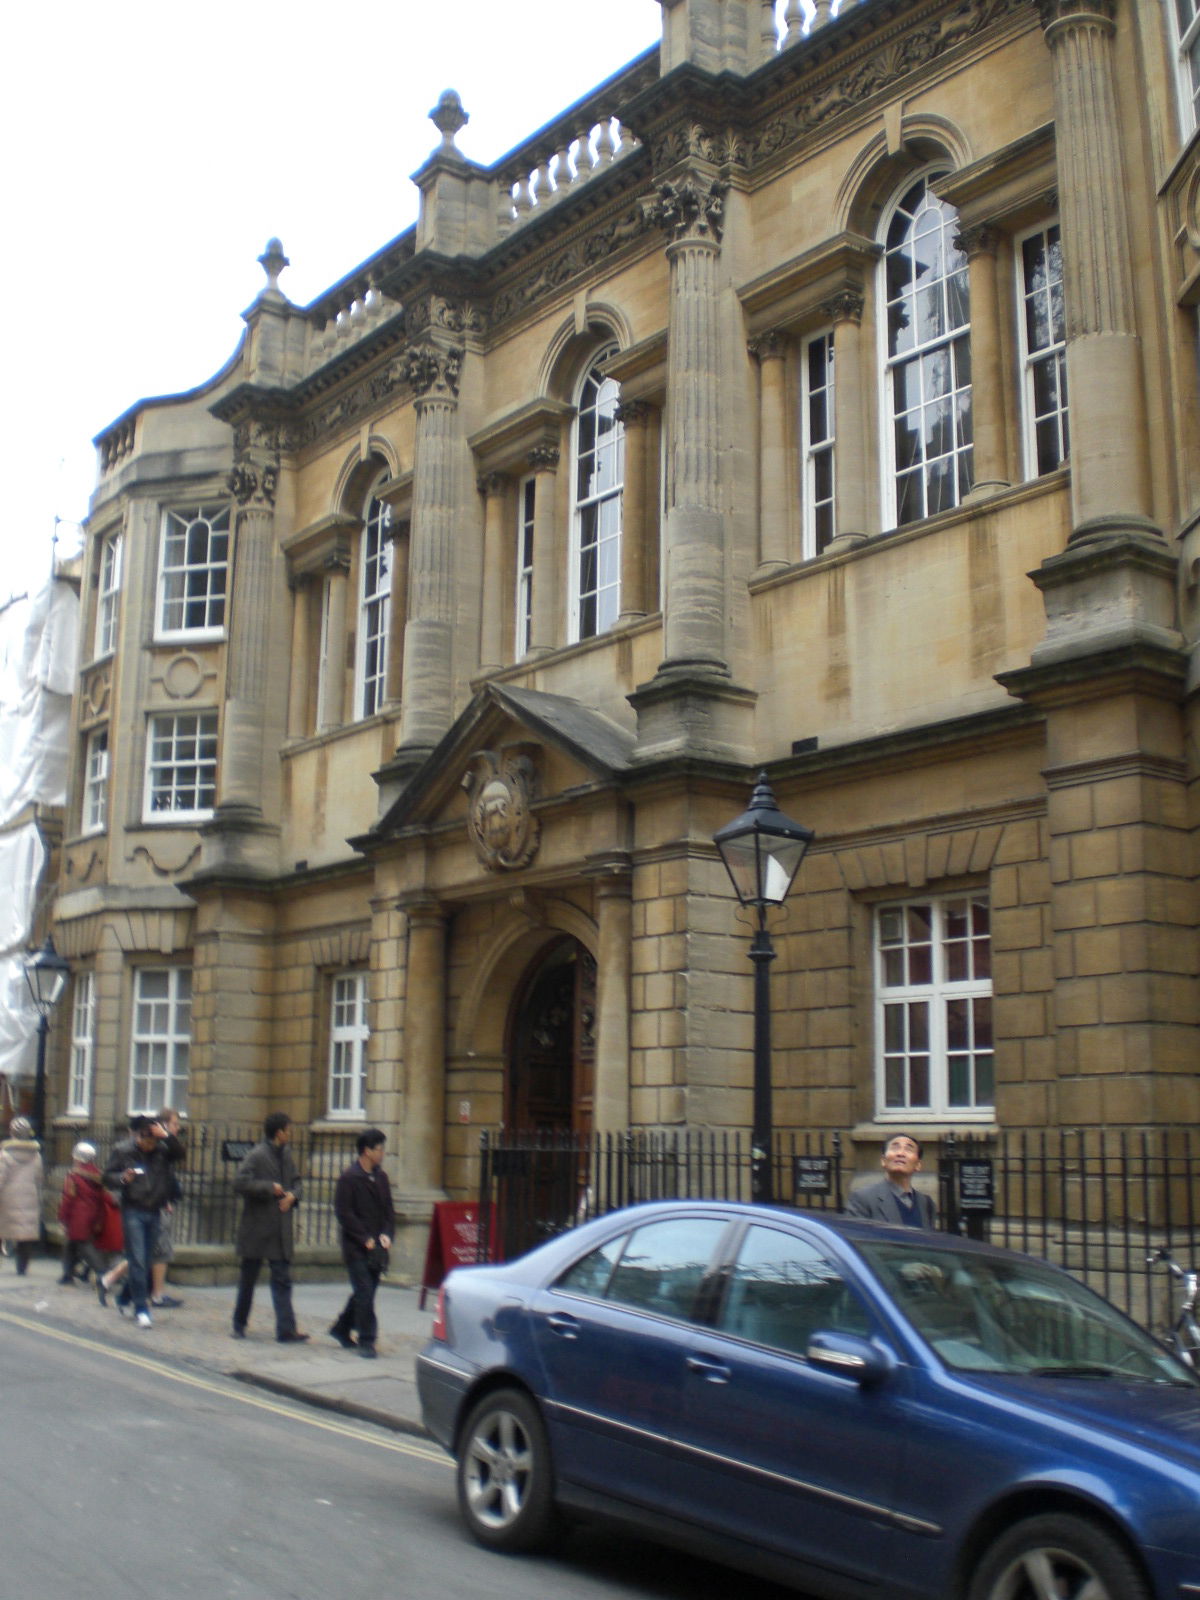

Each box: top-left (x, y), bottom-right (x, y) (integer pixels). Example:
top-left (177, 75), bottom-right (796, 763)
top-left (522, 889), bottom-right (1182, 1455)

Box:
top-left (0, 577), bottom-right (78, 1081)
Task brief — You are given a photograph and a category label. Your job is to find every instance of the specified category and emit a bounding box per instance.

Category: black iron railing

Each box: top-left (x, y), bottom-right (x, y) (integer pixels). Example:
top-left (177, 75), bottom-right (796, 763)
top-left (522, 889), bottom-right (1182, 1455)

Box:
top-left (44, 1122), bottom-right (360, 1248)
top-left (478, 1126), bottom-right (1200, 1332)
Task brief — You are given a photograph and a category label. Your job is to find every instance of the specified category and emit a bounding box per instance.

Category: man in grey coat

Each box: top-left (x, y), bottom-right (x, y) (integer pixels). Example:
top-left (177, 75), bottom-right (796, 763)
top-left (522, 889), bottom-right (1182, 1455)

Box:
top-left (231, 1112), bottom-right (308, 1342)
top-left (845, 1133), bottom-right (938, 1228)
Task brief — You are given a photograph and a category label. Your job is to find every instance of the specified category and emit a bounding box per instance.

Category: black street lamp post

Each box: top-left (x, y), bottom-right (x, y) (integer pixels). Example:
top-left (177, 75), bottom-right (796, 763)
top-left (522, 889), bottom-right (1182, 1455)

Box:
top-left (714, 774), bottom-right (814, 1205)
top-left (23, 935), bottom-right (70, 1143)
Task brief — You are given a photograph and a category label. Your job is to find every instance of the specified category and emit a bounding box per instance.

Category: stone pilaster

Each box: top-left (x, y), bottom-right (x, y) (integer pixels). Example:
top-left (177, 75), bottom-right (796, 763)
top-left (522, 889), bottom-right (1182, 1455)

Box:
top-left (477, 472), bottom-right (508, 672)
top-left (397, 341), bottom-right (464, 762)
top-left (748, 330), bottom-right (790, 573)
top-left (631, 171), bottom-right (755, 763)
top-left (286, 574), bottom-right (312, 739)
top-left (614, 401), bottom-right (653, 622)
top-left (593, 868), bottom-right (633, 1134)
top-left (1037, 0), bottom-right (1157, 543)
top-left (956, 225), bottom-right (1011, 500)
top-left (318, 553), bottom-right (350, 732)
top-left (527, 444), bottom-right (561, 656)
top-left (400, 898), bottom-right (448, 1204)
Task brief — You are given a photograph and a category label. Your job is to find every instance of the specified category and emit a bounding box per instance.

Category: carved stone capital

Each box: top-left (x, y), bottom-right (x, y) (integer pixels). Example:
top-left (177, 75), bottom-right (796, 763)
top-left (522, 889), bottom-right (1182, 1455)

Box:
top-left (527, 443), bottom-right (560, 473)
top-left (642, 174), bottom-right (725, 245)
top-left (402, 342), bottom-right (463, 400)
top-left (613, 399), bottom-right (654, 427)
top-left (954, 223), bottom-right (1002, 258)
top-left (476, 471), bottom-right (508, 498)
top-left (227, 462), bottom-right (278, 508)
top-left (747, 329), bottom-right (789, 363)
top-left (821, 288), bottom-right (866, 325)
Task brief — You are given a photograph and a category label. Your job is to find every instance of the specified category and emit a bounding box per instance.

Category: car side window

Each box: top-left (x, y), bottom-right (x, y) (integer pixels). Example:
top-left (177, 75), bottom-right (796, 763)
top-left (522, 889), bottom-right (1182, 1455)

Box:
top-left (556, 1231), bottom-right (629, 1298)
top-left (604, 1218), bottom-right (728, 1320)
top-left (719, 1225), bottom-right (872, 1356)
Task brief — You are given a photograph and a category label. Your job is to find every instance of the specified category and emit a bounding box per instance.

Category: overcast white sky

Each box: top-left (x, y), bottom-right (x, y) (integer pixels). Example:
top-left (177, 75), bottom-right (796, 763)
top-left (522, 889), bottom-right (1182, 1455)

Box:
top-left (4, 0), bottom-right (663, 606)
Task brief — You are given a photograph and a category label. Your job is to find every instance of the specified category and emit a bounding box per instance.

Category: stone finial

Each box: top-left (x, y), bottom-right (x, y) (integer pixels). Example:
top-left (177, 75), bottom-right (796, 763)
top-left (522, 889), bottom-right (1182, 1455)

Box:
top-left (257, 238), bottom-right (290, 298)
top-left (429, 89), bottom-right (469, 152)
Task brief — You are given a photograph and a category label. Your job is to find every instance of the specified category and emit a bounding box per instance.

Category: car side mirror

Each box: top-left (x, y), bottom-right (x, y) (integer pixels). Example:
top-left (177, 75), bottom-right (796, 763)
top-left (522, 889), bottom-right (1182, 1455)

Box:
top-left (806, 1331), bottom-right (895, 1386)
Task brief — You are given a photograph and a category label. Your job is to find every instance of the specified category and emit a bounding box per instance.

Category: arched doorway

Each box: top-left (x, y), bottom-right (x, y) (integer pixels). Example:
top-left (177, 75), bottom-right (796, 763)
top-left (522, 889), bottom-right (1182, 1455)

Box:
top-left (508, 937), bottom-right (596, 1139)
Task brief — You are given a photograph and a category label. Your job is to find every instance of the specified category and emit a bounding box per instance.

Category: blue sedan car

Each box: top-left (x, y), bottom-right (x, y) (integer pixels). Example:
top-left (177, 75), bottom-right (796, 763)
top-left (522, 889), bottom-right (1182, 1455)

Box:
top-left (416, 1200), bottom-right (1200, 1600)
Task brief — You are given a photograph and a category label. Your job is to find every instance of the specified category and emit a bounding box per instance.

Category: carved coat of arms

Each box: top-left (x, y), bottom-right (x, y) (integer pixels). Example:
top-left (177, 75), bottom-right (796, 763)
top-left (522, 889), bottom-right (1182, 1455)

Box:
top-left (463, 747), bottom-right (540, 871)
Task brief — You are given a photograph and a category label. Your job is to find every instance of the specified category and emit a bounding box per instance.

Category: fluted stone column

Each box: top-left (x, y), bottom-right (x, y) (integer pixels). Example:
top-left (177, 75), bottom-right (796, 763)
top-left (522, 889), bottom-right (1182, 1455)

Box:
top-left (398, 342), bottom-right (464, 758)
top-left (593, 871), bottom-right (632, 1135)
top-left (957, 225), bottom-right (1011, 499)
top-left (655, 174), bottom-right (728, 674)
top-left (478, 472), bottom-right (507, 671)
top-left (401, 899), bottom-right (447, 1199)
top-left (528, 444), bottom-right (560, 656)
top-left (1038, 0), bottom-right (1156, 542)
top-left (614, 401), bottom-right (652, 622)
top-left (318, 555), bottom-right (350, 732)
top-left (749, 331), bottom-right (790, 572)
top-left (220, 451), bottom-right (279, 816)
top-left (824, 290), bottom-right (870, 549)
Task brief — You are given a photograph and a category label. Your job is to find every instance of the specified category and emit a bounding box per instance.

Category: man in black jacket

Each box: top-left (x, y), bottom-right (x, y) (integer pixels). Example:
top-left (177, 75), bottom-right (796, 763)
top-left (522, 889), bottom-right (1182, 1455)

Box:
top-left (232, 1112), bottom-right (308, 1343)
top-left (103, 1116), bottom-right (184, 1327)
top-left (331, 1129), bottom-right (395, 1358)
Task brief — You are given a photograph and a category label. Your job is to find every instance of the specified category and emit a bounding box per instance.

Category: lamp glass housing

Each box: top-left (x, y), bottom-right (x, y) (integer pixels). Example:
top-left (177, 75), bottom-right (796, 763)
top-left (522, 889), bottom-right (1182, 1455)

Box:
top-left (24, 936), bottom-right (70, 1015)
top-left (713, 775), bottom-right (814, 909)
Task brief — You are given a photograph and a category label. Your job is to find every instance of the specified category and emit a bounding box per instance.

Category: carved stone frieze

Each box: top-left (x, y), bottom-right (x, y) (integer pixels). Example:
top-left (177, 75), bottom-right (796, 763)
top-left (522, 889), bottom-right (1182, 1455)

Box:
top-left (405, 293), bottom-right (486, 338)
top-left (463, 746), bottom-right (541, 871)
top-left (650, 122), bottom-right (746, 175)
top-left (643, 174), bottom-right (726, 244)
top-left (489, 203), bottom-right (651, 326)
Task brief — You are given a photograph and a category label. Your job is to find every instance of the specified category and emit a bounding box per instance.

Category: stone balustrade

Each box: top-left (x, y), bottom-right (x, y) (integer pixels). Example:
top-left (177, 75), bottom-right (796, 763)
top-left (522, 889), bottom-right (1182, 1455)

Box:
top-left (304, 279), bottom-right (400, 377)
top-left (499, 116), bottom-right (640, 231)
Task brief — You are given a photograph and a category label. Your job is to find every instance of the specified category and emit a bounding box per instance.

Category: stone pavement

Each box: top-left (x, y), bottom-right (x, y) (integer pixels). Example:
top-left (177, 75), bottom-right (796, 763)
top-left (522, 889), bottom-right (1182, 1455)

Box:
top-left (0, 1252), bottom-right (436, 1438)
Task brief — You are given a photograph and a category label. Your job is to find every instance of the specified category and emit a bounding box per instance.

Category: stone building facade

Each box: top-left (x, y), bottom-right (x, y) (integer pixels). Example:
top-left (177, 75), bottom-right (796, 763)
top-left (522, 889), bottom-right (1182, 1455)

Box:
top-left (52, 0), bottom-right (1200, 1259)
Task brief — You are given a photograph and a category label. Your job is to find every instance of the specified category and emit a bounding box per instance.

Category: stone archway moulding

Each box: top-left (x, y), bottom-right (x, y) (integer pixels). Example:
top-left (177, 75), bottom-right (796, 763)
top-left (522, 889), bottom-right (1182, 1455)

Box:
top-left (453, 894), bottom-right (599, 1061)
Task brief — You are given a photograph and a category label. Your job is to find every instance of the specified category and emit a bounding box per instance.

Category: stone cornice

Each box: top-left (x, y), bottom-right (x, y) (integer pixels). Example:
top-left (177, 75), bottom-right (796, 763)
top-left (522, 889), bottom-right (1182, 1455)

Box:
top-left (468, 397), bottom-right (573, 475)
top-left (935, 122), bottom-right (1057, 234)
top-left (738, 231), bottom-right (880, 336)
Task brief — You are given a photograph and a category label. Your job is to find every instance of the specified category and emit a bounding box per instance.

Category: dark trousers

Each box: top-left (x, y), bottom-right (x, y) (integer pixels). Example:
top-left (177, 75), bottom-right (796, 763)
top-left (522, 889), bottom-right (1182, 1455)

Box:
top-left (332, 1252), bottom-right (382, 1348)
top-left (233, 1256), bottom-right (296, 1337)
top-left (13, 1240), bottom-right (35, 1275)
top-left (117, 1207), bottom-right (160, 1314)
top-left (61, 1238), bottom-right (105, 1280)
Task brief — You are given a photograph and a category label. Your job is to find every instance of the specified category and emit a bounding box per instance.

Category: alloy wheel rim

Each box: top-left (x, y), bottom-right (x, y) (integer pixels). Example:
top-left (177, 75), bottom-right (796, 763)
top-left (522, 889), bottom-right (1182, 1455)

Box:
top-left (465, 1411), bottom-right (533, 1528)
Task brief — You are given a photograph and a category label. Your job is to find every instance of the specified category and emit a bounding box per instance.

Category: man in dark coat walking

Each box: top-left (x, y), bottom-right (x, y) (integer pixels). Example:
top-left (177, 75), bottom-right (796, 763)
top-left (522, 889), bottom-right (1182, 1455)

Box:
top-left (330, 1129), bottom-right (395, 1358)
top-left (232, 1112), bottom-right (308, 1342)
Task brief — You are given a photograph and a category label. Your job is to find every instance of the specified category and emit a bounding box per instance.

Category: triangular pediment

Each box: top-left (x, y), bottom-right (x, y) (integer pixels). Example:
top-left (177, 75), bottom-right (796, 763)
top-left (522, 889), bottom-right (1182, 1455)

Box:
top-left (369, 684), bottom-right (636, 843)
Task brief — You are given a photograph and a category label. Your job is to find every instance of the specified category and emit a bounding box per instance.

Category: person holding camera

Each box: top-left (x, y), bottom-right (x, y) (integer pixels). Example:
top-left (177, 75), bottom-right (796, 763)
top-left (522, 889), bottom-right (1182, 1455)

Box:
top-left (231, 1112), bottom-right (307, 1343)
top-left (102, 1115), bottom-right (184, 1327)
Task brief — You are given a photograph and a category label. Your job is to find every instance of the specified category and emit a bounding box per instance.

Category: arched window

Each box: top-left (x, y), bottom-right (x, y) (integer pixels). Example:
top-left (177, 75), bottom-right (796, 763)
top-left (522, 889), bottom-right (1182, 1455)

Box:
top-left (570, 347), bottom-right (624, 640)
top-left (881, 172), bottom-right (972, 528)
top-left (356, 481), bottom-right (392, 719)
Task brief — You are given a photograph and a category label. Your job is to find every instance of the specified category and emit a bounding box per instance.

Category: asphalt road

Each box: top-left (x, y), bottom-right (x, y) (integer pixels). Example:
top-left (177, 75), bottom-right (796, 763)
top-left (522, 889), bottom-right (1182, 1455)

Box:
top-left (0, 1308), bottom-right (797, 1600)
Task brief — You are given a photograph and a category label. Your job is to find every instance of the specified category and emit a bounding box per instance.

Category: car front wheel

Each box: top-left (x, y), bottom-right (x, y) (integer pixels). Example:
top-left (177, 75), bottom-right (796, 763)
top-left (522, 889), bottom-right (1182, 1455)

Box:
top-left (968, 1513), bottom-right (1149, 1600)
top-left (456, 1387), bottom-right (557, 1553)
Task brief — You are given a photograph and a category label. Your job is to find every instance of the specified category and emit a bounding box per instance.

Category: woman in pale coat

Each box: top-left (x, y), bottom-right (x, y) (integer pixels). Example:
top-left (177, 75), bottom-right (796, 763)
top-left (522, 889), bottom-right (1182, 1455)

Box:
top-left (0, 1117), bottom-right (45, 1275)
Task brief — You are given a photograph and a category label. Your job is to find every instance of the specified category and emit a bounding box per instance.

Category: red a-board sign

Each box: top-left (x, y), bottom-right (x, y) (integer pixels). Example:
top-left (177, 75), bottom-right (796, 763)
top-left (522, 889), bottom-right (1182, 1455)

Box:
top-left (419, 1201), bottom-right (492, 1307)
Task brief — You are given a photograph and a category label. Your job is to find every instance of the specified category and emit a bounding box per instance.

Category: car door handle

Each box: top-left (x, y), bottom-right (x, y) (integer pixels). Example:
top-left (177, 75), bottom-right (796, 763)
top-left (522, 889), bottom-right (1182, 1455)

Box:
top-left (686, 1354), bottom-right (731, 1382)
top-left (545, 1312), bottom-right (580, 1338)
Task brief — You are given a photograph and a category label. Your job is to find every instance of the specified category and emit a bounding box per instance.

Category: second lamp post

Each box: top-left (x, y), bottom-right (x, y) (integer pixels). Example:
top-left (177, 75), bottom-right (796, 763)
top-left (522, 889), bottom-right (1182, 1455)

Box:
top-left (714, 774), bottom-right (813, 1205)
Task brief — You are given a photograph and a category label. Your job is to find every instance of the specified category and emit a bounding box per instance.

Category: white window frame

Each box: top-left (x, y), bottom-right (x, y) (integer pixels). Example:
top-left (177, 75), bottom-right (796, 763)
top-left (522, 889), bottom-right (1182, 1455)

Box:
top-left (800, 329), bottom-right (836, 558)
top-left (569, 346), bottom-right (624, 642)
top-left (874, 894), bottom-right (993, 1122)
top-left (1016, 221), bottom-right (1069, 479)
top-left (143, 710), bottom-right (218, 823)
top-left (878, 169), bottom-right (973, 530)
top-left (515, 475), bottom-right (535, 659)
top-left (83, 726), bottom-right (109, 835)
top-left (95, 529), bottom-right (122, 658)
top-left (1168, 0), bottom-right (1200, 136)
top-left (156, 503), bottom-right (230, 641)
top-left (67, 971), bottom-right (96, 1117)
top-left (327, 970), bottom-right (369, 1117)
top-left (129, 967), bottom-right (191, 1115)
top-left (355, 487), bottom-right (392, 720)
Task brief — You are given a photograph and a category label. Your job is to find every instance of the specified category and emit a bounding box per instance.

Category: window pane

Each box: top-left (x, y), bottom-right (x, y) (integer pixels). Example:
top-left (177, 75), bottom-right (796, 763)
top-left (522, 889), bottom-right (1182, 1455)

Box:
top-left (719, 1225), bottom-right (870, 1352)
top-left (606, 1218), bottom-right (727, 1317)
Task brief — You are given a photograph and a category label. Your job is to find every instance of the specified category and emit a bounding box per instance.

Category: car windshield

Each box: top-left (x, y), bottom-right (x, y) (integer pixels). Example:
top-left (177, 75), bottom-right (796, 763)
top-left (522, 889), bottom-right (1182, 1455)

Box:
top-left (857, 1239), bottom-right (1196, 1385)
